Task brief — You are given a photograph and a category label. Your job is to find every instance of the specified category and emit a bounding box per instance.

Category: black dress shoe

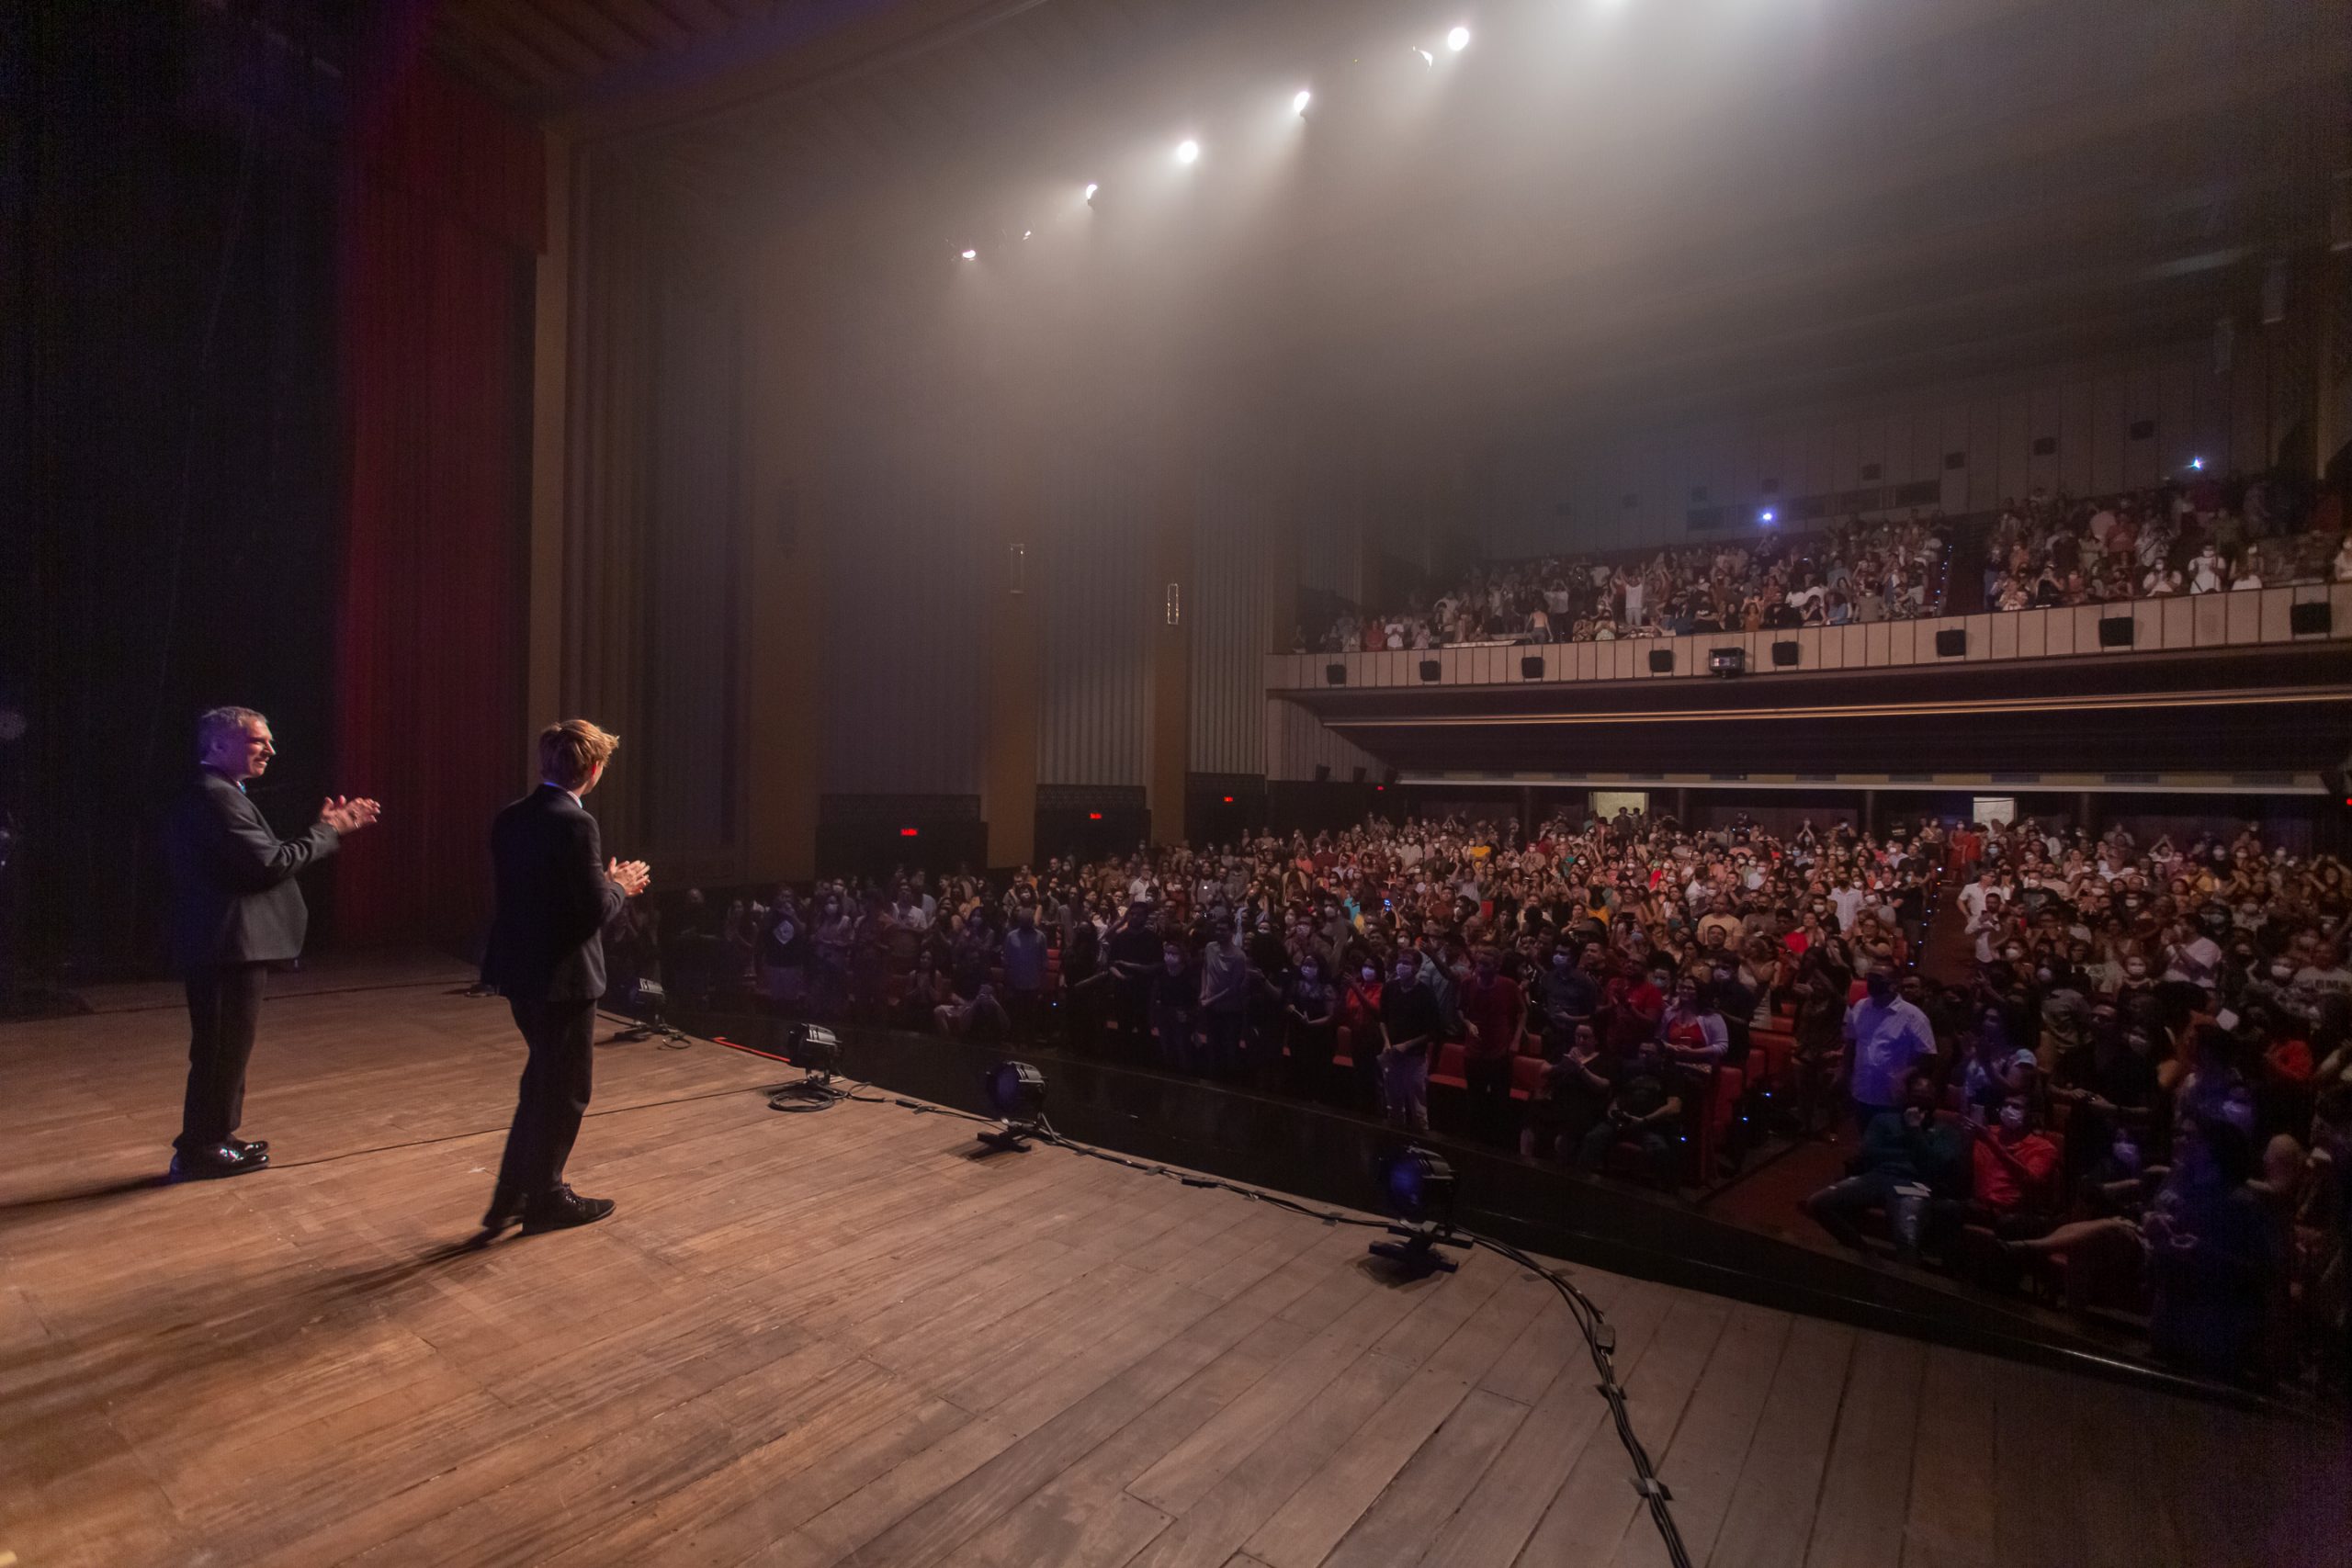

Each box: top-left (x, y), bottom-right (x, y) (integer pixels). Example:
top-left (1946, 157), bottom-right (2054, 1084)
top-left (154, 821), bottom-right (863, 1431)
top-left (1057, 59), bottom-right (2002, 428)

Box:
top-left (474, 1184), bottom-right (527, 1243)
top-left (232, 1138), bottom-right (269, 1158)
top-left (520, 1184), bottom-right (615, 1235)
top-left (169, 1143), bottom-right (268, 1181)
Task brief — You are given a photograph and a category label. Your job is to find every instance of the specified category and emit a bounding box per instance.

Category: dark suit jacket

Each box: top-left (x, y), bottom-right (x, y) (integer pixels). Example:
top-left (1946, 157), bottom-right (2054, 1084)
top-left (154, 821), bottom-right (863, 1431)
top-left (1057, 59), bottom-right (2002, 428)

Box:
top-left (481, 784), bottom-right (628, 1003)
top-left (166, 770), bottom-right (340, 971)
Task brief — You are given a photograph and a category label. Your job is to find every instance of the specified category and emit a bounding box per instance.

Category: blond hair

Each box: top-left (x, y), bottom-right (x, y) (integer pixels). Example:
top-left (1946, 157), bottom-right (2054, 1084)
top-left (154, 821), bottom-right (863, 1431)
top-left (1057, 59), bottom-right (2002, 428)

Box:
top-left (537, 719), bottom-right (618, 791)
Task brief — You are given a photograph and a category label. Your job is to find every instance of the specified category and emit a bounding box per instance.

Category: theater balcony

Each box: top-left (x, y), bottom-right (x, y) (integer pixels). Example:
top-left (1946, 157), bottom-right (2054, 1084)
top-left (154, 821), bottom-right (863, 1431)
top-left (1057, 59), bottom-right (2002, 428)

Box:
top-left (1269, 584), bottom-right (2352, 785)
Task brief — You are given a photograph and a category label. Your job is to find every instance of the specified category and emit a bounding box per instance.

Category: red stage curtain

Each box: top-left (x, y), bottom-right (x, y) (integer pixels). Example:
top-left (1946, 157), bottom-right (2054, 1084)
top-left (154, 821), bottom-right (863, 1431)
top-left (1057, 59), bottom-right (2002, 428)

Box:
top-left (334, 53), bottom-right (543, 947)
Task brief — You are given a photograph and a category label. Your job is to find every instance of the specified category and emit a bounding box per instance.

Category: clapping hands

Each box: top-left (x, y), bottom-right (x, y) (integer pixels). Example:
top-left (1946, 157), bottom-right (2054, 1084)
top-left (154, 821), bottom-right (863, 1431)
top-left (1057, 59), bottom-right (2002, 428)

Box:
top-left (321, 795), bottom-right (382, 834)
top-left (609, 858), bottom-right (651, 897)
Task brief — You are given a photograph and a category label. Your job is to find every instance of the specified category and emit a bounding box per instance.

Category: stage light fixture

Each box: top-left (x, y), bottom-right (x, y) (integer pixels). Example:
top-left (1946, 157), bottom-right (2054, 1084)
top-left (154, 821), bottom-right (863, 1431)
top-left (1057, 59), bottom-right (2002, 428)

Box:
top-left (1023, 230), bottom-right (1033, 240)
top-left (2188, 456), bottom-right (2205, 470)
top-left (1084, 182), bottom-right (1100, 201)
top-left (786, 1022), bottom-right (842, 1077)
top-left (1293, 88), bottom-right (1312, 116)
top-left (978, 1060), bottom-right (1047, 1152)
top-left (1175, 139), bottom-right (1200, 165)
top-left (1446, 25), bottom-right (1470, 51)
top-left (1758, 508), bottom-right (1776, 525)
top-left (959, 248), bottom-right (977, 260)
top-left (1369, 1145), bottom-right (1470, 1278)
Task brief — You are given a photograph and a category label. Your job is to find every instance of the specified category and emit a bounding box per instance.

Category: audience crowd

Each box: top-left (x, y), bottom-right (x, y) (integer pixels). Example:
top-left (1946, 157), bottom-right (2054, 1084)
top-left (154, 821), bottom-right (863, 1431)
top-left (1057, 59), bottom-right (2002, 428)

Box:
top-left (1306, 514), bottom-right (1952, 652)
top-left (1302, 472), bottom-right (2349, 654)
top-left (614, 804), bottom-right (2351, 1393)
top-left (1983, 474), bottom-right (2345, 608)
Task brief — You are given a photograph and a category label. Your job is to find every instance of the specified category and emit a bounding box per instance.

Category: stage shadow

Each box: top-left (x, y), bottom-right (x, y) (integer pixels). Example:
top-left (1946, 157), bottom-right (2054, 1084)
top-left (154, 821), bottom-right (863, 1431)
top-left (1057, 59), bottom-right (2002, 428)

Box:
top-left (0, 1236), bottom-right (498, 1448)
top-left (0, 1172), bottom-right (175, 1225)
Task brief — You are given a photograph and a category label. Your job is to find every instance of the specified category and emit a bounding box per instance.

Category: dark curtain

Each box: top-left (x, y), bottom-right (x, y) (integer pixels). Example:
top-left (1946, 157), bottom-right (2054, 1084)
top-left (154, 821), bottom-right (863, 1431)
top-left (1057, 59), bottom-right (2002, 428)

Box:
top-left (3, 2), bottom-right (345, 982)
top-left (334, 42), bottom-right (541, 948)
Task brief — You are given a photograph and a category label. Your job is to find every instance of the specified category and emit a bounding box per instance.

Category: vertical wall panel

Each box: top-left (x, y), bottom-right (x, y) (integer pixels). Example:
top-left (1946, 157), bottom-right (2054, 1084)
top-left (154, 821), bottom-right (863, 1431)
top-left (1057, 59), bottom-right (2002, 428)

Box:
top-left (1037, 443), bottom-right (1150, 787)
top-left (819, 389), bottom-right (989, 796)
top-left (643, 275), bottom-right (742, 853)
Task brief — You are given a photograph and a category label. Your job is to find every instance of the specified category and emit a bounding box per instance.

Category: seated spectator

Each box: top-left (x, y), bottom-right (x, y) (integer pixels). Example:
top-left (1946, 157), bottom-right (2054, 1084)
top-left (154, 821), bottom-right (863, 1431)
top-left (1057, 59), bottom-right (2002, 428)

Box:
top-left (1524, 1021), bottom-right (1613, 1162)
top-left (1804, 1068), bottom-right (1969, 1258)
top-left (1576, 1036), bottom-right (1685, 1183)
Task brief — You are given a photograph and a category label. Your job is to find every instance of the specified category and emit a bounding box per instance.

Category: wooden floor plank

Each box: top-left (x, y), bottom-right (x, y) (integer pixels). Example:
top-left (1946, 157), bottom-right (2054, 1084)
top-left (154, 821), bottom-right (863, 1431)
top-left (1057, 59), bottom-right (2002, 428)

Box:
top-left (1801, 1331), bottom-right (1926, 1568)
top-left (1611, 1302), bottom-right (1794, 1568)
top-left (0, 963), bottom-right (2332, 1568)
top-left (1511, 1291), bottom-right (1734, 1567)
top-left (1899, 1346), bottom-right (1997, 1568)
top-left (1699, 1314), bottom-right (1856, 1568)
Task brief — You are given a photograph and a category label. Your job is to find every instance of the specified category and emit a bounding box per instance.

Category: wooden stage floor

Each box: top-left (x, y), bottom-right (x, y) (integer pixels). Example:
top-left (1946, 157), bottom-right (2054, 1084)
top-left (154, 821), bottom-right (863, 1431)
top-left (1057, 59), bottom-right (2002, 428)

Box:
top-left (4, 961), bottom-right (2345, 1568)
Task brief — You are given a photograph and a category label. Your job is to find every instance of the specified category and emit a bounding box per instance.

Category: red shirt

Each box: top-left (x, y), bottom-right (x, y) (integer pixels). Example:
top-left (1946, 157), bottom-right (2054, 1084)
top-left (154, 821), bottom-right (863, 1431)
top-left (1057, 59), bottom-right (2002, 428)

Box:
top-left (1972, 1132), bottom-right (2059, 1212)
top-left (1607, 978), bottom-right (1665, 1048)
top-left (1461, 975), bottom-right (1524, 1060)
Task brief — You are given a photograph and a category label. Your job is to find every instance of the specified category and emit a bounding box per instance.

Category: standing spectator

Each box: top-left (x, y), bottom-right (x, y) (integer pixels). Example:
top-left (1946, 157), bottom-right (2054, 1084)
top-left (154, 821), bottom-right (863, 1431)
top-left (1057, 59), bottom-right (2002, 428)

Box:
top-left (1281, 952), bottom-right (1339, 1100)
top-left (1000, 906), bottom-right (1049, 1039)
top-left (1459, 946), bottom-right (1525, 1144)
top-left (1378, 951), bottom-right (1442, 1133)
top-left (1525, 1022), bottom-right (1614, 1162)
top-left (1841, 968), bottom-right (1939, 1134)
top-left (1148, 939), bottom-right (1198, 1072)
top-left (1199, 921), bottom-right (1253, 1079)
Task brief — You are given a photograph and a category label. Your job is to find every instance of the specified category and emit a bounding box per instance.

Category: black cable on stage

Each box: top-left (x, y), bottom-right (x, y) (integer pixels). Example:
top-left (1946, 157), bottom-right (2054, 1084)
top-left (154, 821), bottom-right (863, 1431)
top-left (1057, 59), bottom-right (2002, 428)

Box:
top-left (695, 1024), bottom-right (1692, 1560)
top-left (1024, 1116), bottom-right (1695, 1568)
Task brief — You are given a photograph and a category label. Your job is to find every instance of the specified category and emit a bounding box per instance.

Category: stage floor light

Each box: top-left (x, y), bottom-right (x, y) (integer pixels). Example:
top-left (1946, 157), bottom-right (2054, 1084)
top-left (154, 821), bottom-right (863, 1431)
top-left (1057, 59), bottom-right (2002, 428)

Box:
top-left (978, 1060), bottom-right (1047, 1152)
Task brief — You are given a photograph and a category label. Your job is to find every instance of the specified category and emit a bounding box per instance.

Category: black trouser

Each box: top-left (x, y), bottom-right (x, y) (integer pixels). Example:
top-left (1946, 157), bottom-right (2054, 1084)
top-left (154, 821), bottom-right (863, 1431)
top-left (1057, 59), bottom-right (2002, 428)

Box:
top-left (494, 998), bottom-right (597, 1196)
top-left (176, 962), bottom-right (269, 1152)
top-left (1464, 1055), bottom-right (1516, 1144)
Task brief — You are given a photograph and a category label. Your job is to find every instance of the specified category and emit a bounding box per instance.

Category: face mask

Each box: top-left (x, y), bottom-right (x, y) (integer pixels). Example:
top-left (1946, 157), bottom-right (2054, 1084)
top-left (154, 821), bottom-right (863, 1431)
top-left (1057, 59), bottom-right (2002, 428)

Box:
top-left (1999, 1106), bottom-right (2025, 1133)
top-left (2111, 1142), bottom-right (2141, 1170)
top-left (2272, 965), bottom-right (2294, 982)
top-left (1363, 966), bottom-right (1378, 982)
top-left (2125, 964), bottom-right (2147, 979)
top-left (2035, 967), bottom-right (2052, 983)
top-left (1299, 966), bottom-right (1317, 982)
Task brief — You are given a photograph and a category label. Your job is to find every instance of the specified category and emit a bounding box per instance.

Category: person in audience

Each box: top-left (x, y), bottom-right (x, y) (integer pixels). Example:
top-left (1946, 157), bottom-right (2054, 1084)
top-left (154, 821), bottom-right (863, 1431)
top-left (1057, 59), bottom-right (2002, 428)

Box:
top-left (1804, 1068), bottom-right (1968, 1259)
top-left (1525, 1021), bottom-right (1613, 1162)
top-left (1577, 1036), bottom-right (1685, 1183)
top-left (1458, 944), bottom-right (1525, 1144)
top-left (1148, 938), bottom-right (1197, 1073)
top-left (1842, 967), bottom-right (1939, 1135)
top-left (1378, 949), bottom-right (1442, 1133)
top-left (1281, 950), bottom-right (1339, 1100)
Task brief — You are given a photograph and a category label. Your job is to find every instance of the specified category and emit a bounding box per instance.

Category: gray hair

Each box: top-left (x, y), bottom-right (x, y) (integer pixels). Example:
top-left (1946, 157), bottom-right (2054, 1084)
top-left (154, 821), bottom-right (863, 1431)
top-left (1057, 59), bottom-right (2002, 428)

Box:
top-left (196, 705), bottom-right (266, 758)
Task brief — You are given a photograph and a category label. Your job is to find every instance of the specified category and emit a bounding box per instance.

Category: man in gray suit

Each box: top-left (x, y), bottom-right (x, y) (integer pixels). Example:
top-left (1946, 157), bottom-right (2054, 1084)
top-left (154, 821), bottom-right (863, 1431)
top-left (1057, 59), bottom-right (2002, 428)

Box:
top-left (164, 706), bottom-right (379, 1179)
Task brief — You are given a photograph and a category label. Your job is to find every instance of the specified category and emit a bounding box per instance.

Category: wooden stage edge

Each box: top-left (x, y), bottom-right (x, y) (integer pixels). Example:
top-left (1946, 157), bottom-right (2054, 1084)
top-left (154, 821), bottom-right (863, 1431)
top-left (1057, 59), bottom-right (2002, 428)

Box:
top-left (3, 958), bottom-right (2345, 1568)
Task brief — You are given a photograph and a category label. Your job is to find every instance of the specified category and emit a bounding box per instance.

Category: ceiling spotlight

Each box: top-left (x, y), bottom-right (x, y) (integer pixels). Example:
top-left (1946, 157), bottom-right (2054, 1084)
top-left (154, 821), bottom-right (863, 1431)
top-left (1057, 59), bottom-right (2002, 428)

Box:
top-left (1175, 139), bottom-right (1200, 164)
top-left (1415, 46), bottom-right (1434, 65)
top-left (959, 248), bottom-right (977, 260)
top-left (2188, 456), bottom-right (2205, 470)
top-left (1022, 230), bottom-right (1033, 240)
top-left (1293, 88), bottom-right (1312, 116)
top-left (1446, 25), bottom-right (1470, 51)
top-left (1758, 508), bottom-right (1776, 525)
top-left (1084, 182), bottom-right (1099, 201)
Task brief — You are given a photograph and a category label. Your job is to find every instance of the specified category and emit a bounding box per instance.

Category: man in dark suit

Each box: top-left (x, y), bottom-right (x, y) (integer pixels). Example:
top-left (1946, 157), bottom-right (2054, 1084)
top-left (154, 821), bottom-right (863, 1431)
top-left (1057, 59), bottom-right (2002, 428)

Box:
top-left (477, 718), bottom-right (650, 1239)
top-left (164, 705), bottom-right (380, 1179)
